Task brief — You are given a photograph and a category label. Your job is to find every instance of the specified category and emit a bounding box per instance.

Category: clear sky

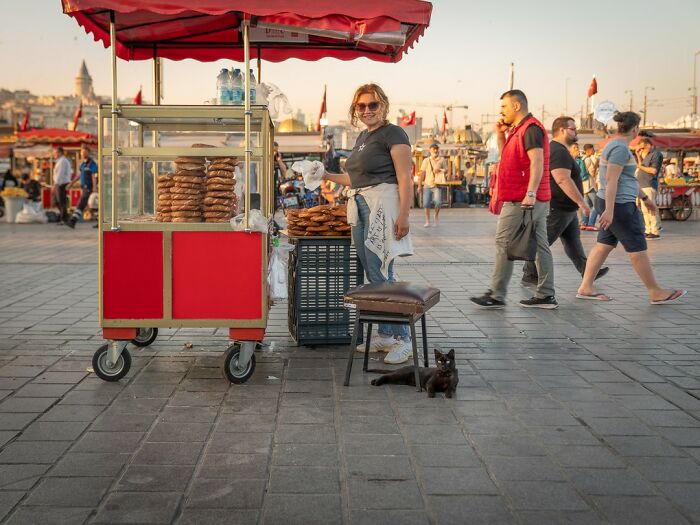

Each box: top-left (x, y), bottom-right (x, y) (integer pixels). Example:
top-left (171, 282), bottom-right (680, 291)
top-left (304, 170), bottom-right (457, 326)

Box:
top-left (2, 0), bottom-right (699, 128)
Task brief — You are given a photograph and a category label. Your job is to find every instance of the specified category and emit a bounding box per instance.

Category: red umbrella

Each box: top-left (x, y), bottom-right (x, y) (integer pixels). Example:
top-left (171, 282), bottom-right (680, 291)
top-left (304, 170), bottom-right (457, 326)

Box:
top-left (61, 0), bottom-right (432, 63)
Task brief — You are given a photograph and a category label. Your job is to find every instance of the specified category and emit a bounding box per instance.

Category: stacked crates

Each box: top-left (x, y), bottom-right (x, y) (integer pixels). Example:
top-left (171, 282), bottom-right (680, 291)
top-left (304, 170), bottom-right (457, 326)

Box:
top-left (288, 237), bottom-right (363, 346)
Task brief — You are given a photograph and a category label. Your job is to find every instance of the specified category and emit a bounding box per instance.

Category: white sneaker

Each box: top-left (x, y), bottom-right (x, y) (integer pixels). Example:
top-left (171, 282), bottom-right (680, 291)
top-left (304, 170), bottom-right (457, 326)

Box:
top-left (356, 335), bottom-right (399, 353)
top-left (384, 339), bottom-right (414, 364)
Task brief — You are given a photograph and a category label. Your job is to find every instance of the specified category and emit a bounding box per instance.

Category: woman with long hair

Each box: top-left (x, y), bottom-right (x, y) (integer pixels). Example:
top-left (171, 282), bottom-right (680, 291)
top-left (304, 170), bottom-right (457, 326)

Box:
top-left (321, 83), bottom-right (415, 364)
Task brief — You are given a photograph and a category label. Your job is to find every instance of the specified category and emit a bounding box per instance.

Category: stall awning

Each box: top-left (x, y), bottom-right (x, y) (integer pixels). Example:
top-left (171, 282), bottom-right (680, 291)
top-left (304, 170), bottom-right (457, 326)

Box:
top-left (16, 128), bottom-right (97, 145)
top-left (61, 0), bottom-right (432, 63)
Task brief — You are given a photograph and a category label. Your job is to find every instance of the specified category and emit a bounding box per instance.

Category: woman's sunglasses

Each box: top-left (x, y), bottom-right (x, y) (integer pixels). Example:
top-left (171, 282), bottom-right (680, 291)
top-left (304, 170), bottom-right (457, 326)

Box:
top-left (355, 101), bottom-right (380, 112)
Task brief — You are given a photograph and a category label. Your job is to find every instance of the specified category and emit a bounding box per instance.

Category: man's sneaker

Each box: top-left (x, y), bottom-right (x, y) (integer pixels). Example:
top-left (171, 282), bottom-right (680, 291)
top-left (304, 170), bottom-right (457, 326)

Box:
top-left (384, 339), bottom-right (414, 365)
top-left (519, 296), bottom-right (559, 309)
top-left (357, 335), bottom-right (399, 353)
top-left (470, 293), bottom-right (505, 309)
top-left (646, 233), bottom-right (661, 240)
top-left (67, 217), bottom-right (77, 229)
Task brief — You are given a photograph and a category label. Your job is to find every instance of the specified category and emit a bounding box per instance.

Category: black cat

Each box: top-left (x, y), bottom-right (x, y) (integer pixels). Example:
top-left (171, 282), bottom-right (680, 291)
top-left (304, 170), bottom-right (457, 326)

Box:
top-left (369, 349), bottom-right (459, 398)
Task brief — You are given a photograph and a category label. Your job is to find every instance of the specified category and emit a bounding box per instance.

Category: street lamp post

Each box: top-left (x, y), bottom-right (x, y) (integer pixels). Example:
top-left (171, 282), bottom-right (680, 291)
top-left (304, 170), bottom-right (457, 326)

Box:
top-left (693, 50), bottom-right (700, 117)
top-left (624, 90), bottom-right (633, 111)
top-left (643, 86), bottom-right (654, 126)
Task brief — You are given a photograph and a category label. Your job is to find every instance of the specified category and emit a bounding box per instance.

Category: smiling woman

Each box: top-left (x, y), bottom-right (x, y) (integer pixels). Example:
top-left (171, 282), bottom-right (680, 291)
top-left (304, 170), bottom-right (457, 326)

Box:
top-left (321, 83), bottom-right (416, 365)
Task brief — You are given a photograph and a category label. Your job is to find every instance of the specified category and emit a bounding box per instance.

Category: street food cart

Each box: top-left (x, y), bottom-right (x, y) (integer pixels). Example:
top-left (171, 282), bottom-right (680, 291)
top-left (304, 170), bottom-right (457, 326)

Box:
top-left (642, 134), bottom-right (700, 221)
top-left (62, 0), bottom-right (432, 383)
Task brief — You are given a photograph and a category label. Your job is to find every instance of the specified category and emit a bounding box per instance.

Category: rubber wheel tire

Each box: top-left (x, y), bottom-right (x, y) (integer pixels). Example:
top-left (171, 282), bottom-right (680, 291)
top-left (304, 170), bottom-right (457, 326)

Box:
top-left (92, 344), bottom-right (131, 382)
top-left (223, 344), bottom-right (256, 384)
top-left (131, 327), bottom-right (158, 347)
top-left (670, 196), bottom-right (692, 221)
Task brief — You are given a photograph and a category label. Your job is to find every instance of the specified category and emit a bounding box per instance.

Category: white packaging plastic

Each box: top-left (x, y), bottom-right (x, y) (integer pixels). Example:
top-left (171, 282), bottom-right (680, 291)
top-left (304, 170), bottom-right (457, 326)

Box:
top-left (230, 209), bottom-right (268, 232)
top-left (291, 160), bottom-right (325, 191)
top-left (15, 201), bottom-right (48, 224)
top-left (268, 240), bottom-right (295, 300)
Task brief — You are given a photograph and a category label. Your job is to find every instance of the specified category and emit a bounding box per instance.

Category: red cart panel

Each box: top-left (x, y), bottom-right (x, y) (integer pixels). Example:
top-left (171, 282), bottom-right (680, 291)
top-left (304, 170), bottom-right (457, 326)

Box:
top-left (172, 231), bottom-right (263, 319)
top-left (103, 231), bottom-right (164, 319)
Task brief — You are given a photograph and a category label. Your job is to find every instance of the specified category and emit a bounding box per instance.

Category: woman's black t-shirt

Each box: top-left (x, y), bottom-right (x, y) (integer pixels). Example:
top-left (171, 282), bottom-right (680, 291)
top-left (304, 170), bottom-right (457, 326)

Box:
top-left (344, 123), bottom-right (410, 189)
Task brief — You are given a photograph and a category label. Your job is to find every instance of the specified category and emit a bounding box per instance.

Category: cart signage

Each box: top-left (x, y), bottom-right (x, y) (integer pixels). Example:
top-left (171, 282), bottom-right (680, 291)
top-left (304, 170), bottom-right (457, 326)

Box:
top-left (250, 27), bottom-right (308, 43)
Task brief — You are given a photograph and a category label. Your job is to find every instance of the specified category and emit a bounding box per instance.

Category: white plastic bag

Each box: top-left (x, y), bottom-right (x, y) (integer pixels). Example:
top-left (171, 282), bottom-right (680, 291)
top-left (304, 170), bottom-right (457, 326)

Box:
top-left (291, 160), bottom-right (324, 191)
top-left (268, 240), bottom-right (295, 300)
top-left (15, 201), bottom-right (48, 224)
top-left (230, 209), bottom-right (268, 233)
top-left (87, 192), bottom-right (99, 209)
top-left (261, 82), bottom-right (293, 120)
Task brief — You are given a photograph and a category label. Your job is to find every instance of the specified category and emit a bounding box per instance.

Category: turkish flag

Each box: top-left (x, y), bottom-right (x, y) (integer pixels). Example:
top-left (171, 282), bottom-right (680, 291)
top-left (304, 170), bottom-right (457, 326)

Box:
top-left (20, 109), bottom-right (30, 131)
top-left (71, 101), bottom-right (83, 131)
top-left (133, 87), bottom-right (143, 105)
top-left (440, 110), bottom-right (448, 135)
top-left (587, 76), bottom-right (598, 98)
top-left (400, 111), bottom-right (416, 127)
top-left (316, 85), bottom-right (327, 132)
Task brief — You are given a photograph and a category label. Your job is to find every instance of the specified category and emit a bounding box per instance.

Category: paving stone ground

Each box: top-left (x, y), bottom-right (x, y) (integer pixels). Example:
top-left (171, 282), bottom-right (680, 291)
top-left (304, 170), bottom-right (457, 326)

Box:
top-left (0, 209), bottom-right (699, 524)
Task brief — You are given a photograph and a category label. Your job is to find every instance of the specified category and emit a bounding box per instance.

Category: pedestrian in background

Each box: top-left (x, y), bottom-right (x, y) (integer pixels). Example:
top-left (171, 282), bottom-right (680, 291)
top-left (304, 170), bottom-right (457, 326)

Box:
top-left (577, 111), bottom-right (686, 305)
top-left (635, 137), bottom-right (663, 240)
top-left (581, 143), bottom-right (599, 230)
top-left (68, 145), bottom-right (97, 228)
top-left (52, 146), bottom-right (74, 226)
top-left (418, 143), bottom-right (446, 227)
top-left (471, 89), bottom-right (557, 309)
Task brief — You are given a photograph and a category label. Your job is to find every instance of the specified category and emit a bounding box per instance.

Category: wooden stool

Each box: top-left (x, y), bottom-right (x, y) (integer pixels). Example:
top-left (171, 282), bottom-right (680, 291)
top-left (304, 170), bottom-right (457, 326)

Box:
top-left (343, 282), bottom-right (440, 391)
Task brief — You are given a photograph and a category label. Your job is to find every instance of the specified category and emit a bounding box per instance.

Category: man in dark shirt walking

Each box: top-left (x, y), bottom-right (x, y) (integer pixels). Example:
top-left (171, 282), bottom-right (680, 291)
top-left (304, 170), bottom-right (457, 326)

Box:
top-left (68, 145), bottom-right (98, 229)
top-left (522, 117), bottom-right (608, 285)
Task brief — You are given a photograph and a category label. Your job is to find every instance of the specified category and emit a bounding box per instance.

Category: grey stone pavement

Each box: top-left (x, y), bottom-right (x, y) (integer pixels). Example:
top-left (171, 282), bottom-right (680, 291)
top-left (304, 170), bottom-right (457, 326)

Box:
top-left (0, 209), bottom-right (699, 524)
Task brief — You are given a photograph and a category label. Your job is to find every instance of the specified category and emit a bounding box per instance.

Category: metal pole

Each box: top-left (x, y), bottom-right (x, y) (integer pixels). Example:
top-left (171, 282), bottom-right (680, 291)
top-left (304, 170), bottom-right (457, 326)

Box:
top-left (508, 63), bottom-right (514, 90)
top-left (243, 20), bottom-right (251, 230)
top-left (643, 86), bottom-right (654, 126)
top-left (109, 12), bottom-right (119, 231)
top-left (693, 51), bottom-right (699, 117)
top-left (152, 56), bottom-right (161, 215)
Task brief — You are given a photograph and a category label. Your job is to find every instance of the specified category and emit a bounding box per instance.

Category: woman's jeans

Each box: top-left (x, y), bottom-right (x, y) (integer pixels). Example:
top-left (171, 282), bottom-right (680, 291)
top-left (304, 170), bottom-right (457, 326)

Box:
top-left (351, 195), bottom-right (410, 340)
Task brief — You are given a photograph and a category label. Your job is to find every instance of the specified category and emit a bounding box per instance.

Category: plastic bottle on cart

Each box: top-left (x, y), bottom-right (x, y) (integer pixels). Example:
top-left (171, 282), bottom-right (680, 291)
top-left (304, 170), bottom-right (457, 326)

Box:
top-left (248, 69), bottom-right (257, 104)
top-left (231, 68), bottom-right (244, 105)
top-left (216, 68), bottom-right (232, 105)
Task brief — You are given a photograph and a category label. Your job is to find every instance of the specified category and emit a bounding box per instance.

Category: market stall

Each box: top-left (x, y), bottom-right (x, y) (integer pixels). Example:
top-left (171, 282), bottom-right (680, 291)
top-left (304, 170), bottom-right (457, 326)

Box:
top-left (62, 0), bottom-right (433, 382)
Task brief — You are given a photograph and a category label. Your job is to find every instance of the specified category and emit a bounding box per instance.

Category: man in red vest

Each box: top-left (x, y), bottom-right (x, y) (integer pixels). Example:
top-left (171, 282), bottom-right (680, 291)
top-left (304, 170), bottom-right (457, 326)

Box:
top-left (471, 90), bottom-right (557, 309)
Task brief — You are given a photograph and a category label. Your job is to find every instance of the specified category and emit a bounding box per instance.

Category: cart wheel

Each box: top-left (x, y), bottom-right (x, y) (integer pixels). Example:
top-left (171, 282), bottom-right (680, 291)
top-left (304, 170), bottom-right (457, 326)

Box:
top-left (92, 344), bottom-right (131, 382)
top-left (223, 343), bottom-right (256, 384)
top-left (670, 196), bottom-right (692, 221)
top-left (131, 327), bottom-right (158, 347)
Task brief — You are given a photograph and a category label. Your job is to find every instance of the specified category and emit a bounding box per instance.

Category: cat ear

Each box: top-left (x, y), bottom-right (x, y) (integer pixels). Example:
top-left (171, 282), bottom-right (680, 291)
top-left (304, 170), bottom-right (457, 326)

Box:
top-left (447, 349), bottom-right (455, 359)
top-left (434, 349), bottom-right (442, 359)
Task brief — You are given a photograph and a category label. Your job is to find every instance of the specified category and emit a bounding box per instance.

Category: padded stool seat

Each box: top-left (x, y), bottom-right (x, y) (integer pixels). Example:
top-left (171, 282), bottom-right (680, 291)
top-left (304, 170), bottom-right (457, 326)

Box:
top-left (343, 282), bottom-right (440, 390)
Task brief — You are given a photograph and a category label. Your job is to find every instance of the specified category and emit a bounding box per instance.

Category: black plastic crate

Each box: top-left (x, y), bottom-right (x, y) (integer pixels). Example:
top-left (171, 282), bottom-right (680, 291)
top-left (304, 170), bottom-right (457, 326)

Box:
top-left (288, 237), bottom-right (363, 346)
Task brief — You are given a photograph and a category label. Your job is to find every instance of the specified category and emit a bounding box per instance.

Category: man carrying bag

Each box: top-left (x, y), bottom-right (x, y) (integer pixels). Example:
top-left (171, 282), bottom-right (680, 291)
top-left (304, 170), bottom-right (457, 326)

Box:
top-left (470, 90), bottom-right (557, 309)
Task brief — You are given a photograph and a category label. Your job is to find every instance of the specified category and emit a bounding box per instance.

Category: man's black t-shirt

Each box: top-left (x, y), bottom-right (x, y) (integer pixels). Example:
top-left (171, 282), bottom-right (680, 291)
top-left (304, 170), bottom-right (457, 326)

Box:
top-left (549, 140), bottom-right (583, 212)
top-left (523, 125), bottom-right (544, 151)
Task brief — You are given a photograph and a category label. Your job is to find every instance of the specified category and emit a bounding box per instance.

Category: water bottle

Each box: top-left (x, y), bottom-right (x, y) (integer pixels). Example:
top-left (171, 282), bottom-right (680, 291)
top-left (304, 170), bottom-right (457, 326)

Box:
top-left (231, 68), bottom-right (244, 105)
top-left (249, 69), bottom-right (257, 104)
top-left (216, 68), bottom-right (231, 105)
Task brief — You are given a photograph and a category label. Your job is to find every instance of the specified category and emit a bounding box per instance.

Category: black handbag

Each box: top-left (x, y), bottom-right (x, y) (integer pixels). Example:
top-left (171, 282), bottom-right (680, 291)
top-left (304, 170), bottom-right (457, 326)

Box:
top-left (507, 208), bottom-right (537, 261)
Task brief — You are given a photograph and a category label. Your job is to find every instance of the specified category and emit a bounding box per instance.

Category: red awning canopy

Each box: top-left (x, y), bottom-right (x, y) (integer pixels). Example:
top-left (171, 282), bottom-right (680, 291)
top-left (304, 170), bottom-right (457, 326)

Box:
top-left (61, 0), bottom-right (432, 63)
top-left (16, 128), bottom-right (97, 145)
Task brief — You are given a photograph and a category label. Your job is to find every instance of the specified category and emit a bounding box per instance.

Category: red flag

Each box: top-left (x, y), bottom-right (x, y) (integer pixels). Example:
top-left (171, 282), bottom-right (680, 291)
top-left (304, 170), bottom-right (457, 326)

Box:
top-left (20, 109), bottom-right (30, 132)
top-left (71, 101), bottom-right (83, 131)
top-left (316, 85), bottom-right (327, 132)
top-left (133, 87), bottom-right (143, 105)
top-left (587, 76), bottom-right (598, 98)
top-left (440, 110), bottom-right (448, 135)
top-left (399, 111), bottom-right (416, 127)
